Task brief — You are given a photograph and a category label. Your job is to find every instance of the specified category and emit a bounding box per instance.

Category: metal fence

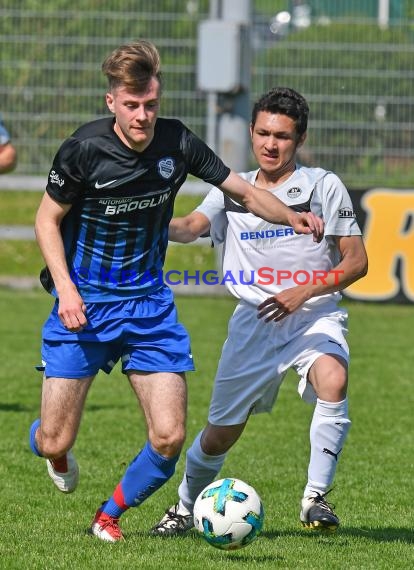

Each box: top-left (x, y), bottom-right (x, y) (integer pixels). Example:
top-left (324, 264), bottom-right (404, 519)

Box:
top-left (1, 0), bottom-right (414, 188)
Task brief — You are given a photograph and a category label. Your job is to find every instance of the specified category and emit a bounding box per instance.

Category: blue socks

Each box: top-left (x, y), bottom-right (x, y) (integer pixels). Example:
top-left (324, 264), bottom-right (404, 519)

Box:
top-left (29, 418), bottom-right (43, 457)
top-left (103, 441), bottom-right (179, 518)
top-left (30, 420), bottom-right (180, 522)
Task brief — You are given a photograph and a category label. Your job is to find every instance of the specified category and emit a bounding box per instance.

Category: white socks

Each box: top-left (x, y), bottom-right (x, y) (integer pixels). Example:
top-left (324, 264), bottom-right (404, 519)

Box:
top-left (304, 397), bottom-right (351, 498)
top-left (176, 399), bottom-right (351, 511)
top-left (178, 431), bottom-right (227, 513)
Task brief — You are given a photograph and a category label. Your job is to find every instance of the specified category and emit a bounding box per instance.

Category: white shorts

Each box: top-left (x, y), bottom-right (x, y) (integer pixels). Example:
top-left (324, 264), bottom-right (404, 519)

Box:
top-left (208, 300), bottom-right (349, 425)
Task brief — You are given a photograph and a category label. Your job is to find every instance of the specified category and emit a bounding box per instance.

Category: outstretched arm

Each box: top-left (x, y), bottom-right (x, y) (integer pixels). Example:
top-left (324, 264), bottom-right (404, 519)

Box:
top-left (169, 211), bottom-right (211, 243)
top-left (218, 170), bottom-right (324, 241)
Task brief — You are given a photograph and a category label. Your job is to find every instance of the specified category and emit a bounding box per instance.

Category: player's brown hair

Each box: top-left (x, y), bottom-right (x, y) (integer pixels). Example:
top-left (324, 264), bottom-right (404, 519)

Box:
top-left (102, 40), bottom-right (162, 92)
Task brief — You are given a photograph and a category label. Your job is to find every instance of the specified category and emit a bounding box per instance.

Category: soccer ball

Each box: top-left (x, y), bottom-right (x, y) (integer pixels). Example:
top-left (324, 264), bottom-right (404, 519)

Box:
top-left (193, 477), bottom-right (264, 550)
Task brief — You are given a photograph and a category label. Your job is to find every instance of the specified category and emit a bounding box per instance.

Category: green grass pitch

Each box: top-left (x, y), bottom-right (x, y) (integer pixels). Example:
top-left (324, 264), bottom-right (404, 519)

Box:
top-left (1, 289), bottom-right (413, 569)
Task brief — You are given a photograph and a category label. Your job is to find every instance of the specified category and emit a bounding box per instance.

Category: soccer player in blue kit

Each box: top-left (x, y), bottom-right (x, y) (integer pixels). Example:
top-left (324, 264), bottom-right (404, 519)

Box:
top-left (28, 42), bottom-right (323, 542)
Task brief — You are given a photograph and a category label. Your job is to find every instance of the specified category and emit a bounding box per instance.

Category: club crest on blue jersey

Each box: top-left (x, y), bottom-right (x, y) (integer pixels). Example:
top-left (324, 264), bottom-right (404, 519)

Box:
top-left (158, 157), bottom-right (175, 179)
top-left (287, 187), bottom-right (302, 199)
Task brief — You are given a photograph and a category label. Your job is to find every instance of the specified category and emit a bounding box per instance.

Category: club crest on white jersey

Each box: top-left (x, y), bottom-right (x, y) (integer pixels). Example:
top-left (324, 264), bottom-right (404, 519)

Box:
top-left (287, 187), bottom-right (302, 199)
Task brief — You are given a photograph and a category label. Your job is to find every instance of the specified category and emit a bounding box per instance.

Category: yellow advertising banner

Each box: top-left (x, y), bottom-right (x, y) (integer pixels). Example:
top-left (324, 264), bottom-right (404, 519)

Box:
top-left (345, 189), bottom-right (414, 302)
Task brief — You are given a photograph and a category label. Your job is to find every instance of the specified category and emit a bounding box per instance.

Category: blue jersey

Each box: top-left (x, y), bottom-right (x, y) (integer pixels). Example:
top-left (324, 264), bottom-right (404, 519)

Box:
top-left (40, 117), bottom-right (230, 301)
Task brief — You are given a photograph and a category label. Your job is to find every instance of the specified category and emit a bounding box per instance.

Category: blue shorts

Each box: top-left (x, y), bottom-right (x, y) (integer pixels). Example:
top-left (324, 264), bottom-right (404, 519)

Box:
top-left (40, 286), bottom-right (195, 378)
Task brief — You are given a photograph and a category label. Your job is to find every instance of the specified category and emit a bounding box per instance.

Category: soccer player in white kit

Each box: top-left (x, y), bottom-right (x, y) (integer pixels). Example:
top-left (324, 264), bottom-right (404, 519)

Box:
top-left (151, 87), bottom-right (368, 534)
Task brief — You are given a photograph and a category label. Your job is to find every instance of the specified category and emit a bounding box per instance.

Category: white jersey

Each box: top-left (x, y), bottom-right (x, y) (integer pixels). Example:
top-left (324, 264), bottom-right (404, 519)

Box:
top-left (196, 165), bottom-right (362, 308)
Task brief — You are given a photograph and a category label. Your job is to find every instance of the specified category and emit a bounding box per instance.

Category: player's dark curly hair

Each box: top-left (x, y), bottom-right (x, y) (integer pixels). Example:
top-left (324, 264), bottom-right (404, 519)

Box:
top-left (251, 87), bottom-right (309, 136)
top-left (102, 40), bottom-right (162, 92)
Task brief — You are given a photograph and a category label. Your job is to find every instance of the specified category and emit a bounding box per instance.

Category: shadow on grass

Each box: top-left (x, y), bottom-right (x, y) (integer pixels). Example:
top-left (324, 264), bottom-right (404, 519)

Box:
top-left (122, 530), bottom-right (285, 563)
top-left (0, 402), bottom-right (132, 413)
top-left (118, 526), bottom-right (414, 546)
top-left (82, 526), bottom-right (413, 564)
top-left (0, 402), bottom-right (32, 412)
top-left (85, 404), bottom-right (131, 412)
top-left (261, 526), bottom-right (414, 543)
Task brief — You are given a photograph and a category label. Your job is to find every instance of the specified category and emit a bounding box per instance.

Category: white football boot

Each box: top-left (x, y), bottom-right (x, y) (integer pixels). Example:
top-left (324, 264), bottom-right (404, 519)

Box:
top-left (46, 450), bottom-right (79, 493)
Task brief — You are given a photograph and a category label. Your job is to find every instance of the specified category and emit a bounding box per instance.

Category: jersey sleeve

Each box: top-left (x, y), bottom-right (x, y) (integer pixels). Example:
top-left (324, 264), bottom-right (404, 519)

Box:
top-left (320, 172), bottom-right (362, 237)
top-left (182, 128), bottom-right (231, 186)
top-left (195, 186), bottom-right (225, 220)
top-left (195, 186), bottom-right (228, 245)
top-left (46, 137), bottom-right (85, 204)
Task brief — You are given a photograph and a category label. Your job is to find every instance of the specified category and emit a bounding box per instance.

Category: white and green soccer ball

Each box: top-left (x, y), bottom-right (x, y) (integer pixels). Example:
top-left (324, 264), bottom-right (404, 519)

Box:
top-left (193, 477), bottom-right (264, 550)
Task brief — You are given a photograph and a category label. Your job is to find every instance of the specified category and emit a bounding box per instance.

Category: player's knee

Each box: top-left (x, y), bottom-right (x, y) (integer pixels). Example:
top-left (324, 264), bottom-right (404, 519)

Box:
top-left (38, 430), bottom-right (73, 458)
top-left (310, 356), bottom-right (348, 401)
top-left (201, 426), bottom-right (240, 455)
top-left (201, 438), bottom-right (230, 456)
top-left (317, 376), bottom-right (348, 401)
top-left (150, 428), bottom-right (186, 459)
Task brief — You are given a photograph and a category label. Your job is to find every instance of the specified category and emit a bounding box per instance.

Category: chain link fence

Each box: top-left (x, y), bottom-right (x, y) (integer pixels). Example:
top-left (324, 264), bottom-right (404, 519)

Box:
top-left (1, 0), bottom-right (414, 188)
